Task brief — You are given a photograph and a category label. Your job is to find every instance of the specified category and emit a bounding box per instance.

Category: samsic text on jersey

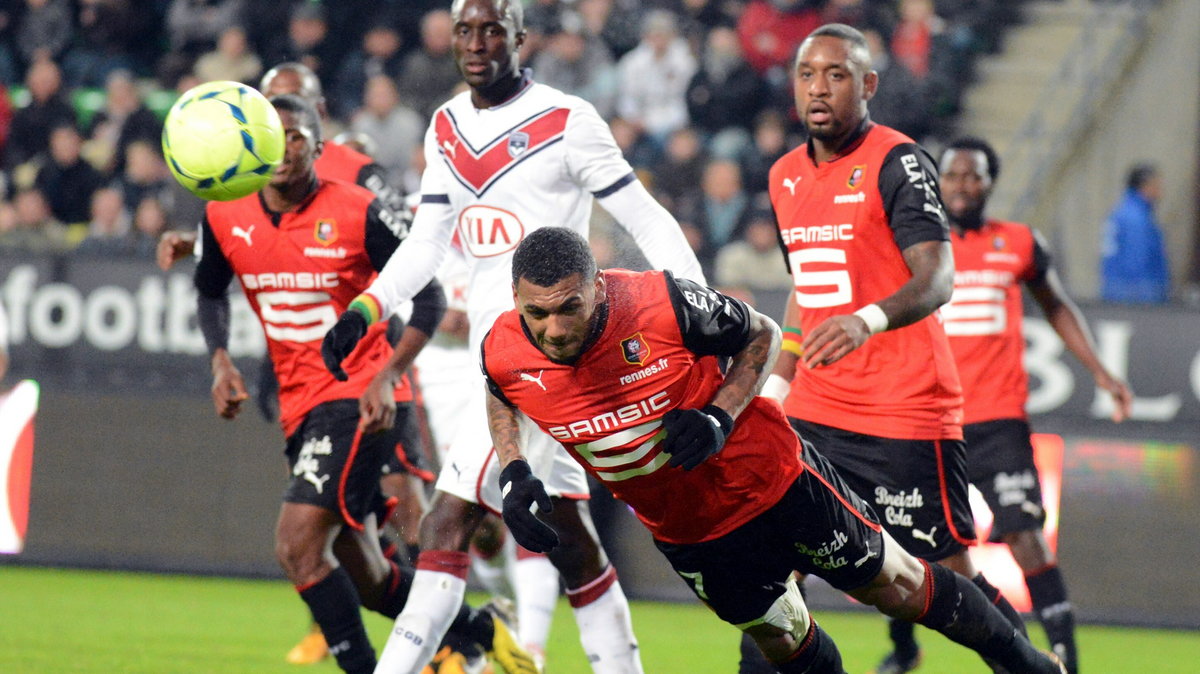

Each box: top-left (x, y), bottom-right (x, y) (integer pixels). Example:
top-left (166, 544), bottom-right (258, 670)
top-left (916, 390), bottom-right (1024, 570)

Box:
top-left (944, 219), bottom-right (1048, 424)
top-left (199, 179), bottom-right (411, 436)
top-left (482, 270), bottom-right (803, 545)
top-left (769, 123), bottom-right (963, 440)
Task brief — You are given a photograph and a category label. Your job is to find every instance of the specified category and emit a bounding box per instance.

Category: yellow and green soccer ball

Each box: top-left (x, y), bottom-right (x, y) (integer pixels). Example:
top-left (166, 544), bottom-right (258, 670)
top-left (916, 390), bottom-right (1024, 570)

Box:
top-left (161, 81), bottom-right (285, 201)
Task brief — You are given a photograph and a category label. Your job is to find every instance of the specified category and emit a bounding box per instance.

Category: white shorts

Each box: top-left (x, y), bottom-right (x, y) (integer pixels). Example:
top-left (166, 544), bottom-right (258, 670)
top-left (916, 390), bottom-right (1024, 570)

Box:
top-left (413, 342), bottom-right (477, 462)
top-left (434, 372), bottom-right (590, 513)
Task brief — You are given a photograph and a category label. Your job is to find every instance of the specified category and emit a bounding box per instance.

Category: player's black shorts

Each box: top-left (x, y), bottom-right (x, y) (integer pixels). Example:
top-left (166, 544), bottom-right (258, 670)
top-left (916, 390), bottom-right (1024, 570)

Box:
top-left (965, 418), bottom-right (1046, 541)
top-left (654, 439), bottom-right (886, 626)
top-left (789, 418), bottom-right (976, 562)
top-left (380, 402), bottom-right (435, 483)
top-left (284, 399), bottom-right (393, 528)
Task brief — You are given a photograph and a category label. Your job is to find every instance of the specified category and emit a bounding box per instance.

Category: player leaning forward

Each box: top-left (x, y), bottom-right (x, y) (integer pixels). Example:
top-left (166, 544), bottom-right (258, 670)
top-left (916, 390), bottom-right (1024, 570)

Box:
top-left (320, 0), bottom-right (704, 671)
top-left (193, 94), bottom-right (536, 674)
top-left (481, 227), bottom-right (1067, 673)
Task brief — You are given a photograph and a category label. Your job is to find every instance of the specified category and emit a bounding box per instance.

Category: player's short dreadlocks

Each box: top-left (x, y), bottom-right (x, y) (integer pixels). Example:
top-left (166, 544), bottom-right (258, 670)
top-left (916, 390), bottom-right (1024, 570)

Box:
top-left (511, 227), bottom-right (596, 287)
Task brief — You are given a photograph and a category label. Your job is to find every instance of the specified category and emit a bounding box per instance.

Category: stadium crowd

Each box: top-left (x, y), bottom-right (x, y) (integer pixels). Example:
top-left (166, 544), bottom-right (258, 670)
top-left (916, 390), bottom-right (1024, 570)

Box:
top-left (0, 0), bottom-right (1025, 297)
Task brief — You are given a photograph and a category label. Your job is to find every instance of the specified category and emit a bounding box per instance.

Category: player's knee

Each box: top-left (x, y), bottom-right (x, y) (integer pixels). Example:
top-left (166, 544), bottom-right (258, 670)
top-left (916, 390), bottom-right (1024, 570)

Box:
top-left (740, 577), bottom-right (811, 661)
top-left (417, 494), bottom-right (484, 551)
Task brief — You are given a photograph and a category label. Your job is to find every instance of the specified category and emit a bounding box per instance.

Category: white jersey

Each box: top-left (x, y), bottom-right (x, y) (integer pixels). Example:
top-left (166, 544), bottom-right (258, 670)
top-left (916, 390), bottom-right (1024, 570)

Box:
top-left (363, 76), bottom-right (704, 353)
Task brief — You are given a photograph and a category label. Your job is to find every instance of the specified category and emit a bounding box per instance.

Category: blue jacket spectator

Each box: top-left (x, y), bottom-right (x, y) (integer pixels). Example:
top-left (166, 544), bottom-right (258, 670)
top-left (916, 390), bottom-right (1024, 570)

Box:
top-left (1101, 164), bottom-right (1169, 304)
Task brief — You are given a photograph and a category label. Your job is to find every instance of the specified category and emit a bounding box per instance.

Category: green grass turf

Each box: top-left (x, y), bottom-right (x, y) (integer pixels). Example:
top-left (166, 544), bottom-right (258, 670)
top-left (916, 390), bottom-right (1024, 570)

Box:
top-left (1, 566), bottom-right (1196, 672)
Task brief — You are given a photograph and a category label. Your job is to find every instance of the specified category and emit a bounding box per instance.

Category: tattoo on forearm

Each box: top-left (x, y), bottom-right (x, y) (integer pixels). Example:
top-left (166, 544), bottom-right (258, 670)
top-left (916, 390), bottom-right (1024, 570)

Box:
top-left (713, 323), bottom-right (776, 417)
top-left (485, 391), bottom-right (523, 464)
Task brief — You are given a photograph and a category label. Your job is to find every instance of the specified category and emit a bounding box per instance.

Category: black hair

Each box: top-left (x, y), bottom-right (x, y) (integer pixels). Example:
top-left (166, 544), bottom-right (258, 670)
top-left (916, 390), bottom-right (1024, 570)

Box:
top-left (800, 23), bottom-right (871, 73)
top-left (944, 136), bottom-right (1000, 182)
top-left (268, 93), bottom-right (322, 144)
top-left (511, 227), bottom-right (596, 287)
top-left (1126, 162), bottom-right (1158, 191)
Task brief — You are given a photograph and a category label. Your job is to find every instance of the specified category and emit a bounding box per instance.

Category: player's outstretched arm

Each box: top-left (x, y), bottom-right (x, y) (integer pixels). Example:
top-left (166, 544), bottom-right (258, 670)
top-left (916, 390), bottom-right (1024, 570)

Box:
top-left (156, 230), bottom-right (197, 271)
top-left (1028, 265), bottom-right (1133, 422)
top-left (486, 387), bottom-right (559, 553)
top-left (801, 239), bottom-right (953, 368)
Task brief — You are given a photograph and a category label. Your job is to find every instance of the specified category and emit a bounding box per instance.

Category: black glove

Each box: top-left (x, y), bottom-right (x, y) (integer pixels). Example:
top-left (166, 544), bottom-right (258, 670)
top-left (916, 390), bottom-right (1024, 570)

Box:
top-left (321, 310), bottom-right (368, 381)
top-left (499, 459), bottom-right (559, 553)
top-left (660, 405), bottom-right (734, 471)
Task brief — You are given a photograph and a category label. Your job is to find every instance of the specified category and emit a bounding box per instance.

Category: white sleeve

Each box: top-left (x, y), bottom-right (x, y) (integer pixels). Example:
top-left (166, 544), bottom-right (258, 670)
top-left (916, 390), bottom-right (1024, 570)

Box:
top-left (0, 300), bottom-right (8, 355)
top-left (362, 125), bottom-right (457, 320)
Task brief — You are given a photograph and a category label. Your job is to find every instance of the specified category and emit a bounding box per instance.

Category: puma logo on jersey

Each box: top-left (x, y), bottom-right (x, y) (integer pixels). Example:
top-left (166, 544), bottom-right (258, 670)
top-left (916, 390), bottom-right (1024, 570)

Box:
top-left (520, 370), bottom-right (547, 391)
top-left (232, 225), bottom-right (255, 247)
top-left (782, 175), bottom-right (802, 195)
top-left (441, 138), bottom-right (459, 159)
top-left (911, 526), bottom-right (938, 547)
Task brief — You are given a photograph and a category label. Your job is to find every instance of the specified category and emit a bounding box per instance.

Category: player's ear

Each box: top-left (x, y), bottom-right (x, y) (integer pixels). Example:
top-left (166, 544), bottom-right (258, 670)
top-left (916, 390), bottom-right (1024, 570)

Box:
top-left (313, 139), bottom-right (324, 158)
top-left (861, 69), bottom-right (878, 102)
top-left (593, 272), bottom-right (606, 305)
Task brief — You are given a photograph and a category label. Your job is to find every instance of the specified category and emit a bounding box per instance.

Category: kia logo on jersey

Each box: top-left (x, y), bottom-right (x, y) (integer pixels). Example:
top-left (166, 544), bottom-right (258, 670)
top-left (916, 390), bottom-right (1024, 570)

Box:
top-left (621, 332), bottom-right (650, 366)
top-left (847, 165), bottom-right (866, 189)
top-left (507, 131), bottom-right (529, 158)
top-left (457, 205), bottom-right (525, 257)
top-left (314, 219), bottom-right (338, 245)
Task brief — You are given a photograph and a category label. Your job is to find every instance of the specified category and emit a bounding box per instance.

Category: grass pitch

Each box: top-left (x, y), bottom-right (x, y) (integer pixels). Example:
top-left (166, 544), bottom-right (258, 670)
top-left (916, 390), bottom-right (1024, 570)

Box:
top-left (0, 566), bottom-right (1195, 672)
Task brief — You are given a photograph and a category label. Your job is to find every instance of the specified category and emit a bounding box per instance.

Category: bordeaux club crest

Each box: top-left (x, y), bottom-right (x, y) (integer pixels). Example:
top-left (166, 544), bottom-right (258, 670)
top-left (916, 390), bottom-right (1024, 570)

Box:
top-left (507, 131), bottom-right (530, 158)
top-left (621, 332), bottom-right (650, 366)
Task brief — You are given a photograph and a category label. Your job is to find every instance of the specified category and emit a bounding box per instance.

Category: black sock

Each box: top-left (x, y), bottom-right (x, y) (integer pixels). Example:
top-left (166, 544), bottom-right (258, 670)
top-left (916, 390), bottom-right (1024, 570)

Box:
top-left (738, 630), bottom-right (776, 674)
top-left (297, 568), bottom-right (375, 674)
top-left (1027, 565), bottom-right (1078, 674)
top-left (405, 543), bottom-right (421, 567)
top-left (973, 573), bottom-right (1028, 636)
top-left (916, 562), bottom-right (1056, 674)
top-left (771, 621), bottom-right (846, 674)
top-left (442, 603), bottom-right (488, 659)
top-left (888, 617), bottom-right (920, 660)
top-left (375, 562), bottom-right (414, 619)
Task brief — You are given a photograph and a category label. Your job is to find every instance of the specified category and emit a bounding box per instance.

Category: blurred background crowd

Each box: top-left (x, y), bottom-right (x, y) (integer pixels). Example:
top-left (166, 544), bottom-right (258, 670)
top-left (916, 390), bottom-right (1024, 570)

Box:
top-left (0, 0), bottom-right (1034, 301)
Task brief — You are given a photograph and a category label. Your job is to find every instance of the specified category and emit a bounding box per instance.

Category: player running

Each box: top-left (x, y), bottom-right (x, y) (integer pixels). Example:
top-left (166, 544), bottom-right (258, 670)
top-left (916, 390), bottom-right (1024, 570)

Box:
top-left (193, 93), bottom-right (536, 674)
top-left (321, 0), bottom-right (703, 671)
top-left (482, 227), bottom-right (1067, 674)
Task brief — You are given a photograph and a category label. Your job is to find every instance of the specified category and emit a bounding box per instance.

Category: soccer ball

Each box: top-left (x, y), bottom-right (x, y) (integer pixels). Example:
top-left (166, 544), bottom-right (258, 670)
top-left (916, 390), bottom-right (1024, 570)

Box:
top-left (161, 81), bottom-right (285, 201)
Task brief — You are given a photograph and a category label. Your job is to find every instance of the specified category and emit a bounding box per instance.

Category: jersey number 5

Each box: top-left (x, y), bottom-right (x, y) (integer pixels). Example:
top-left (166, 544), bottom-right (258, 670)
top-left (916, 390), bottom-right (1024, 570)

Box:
top-left (790, 248), bottom-right (852, 308)
top-left (941, 286), bottom-right (1006, 336)
top-left (257, 290), bottom-right (339, 342)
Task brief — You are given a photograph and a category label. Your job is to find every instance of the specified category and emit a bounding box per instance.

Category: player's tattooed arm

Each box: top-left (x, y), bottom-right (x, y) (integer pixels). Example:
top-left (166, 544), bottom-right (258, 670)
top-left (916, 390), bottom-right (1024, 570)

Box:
top-left (485, 386), bottom-right (525, 467)
top-left (710, 308), bottom-right (781, 420)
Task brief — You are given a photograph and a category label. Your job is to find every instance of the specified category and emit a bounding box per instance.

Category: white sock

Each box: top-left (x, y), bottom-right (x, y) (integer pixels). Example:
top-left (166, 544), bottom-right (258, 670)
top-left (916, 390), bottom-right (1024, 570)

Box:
top-left (375, 555), bottom-right (468, 674)
top-left (514, 551), bottom-right (559, 655)
top-left (470, 535), bottom-right (516, 600)
top-left (569, 571), bottom-right (643, 674)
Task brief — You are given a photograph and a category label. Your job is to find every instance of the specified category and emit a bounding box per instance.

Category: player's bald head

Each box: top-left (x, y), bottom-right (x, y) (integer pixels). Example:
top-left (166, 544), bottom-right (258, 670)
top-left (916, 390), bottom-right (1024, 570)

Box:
top-left (512, 228), bottom-right (595, 287)
top-left (261, 62), bottom-right (323, 103)
top-left (450, 0), bottom-right (524, 34)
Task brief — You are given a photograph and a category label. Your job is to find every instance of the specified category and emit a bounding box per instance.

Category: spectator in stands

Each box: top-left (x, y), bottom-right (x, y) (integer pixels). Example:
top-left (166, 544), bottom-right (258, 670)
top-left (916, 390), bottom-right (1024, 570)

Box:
top-left (0, 82), bottom-right (14, 163)
top-left (115, 140), bottom-right (171, 213)
top-left (6, 58), bottom-right (76, 170)
top-left (333, 22), bottom-right (406, 120)
top-left (86, 69), bottom-right (163, 176)
top-left (1100, 163), bottom-right (1170, 304)
top-left (194, 25), bottom-right (263, 85)
top-left (167, 0), bottom-right (244, 58)
top-left (15, 0), bottom-right (74, 68)
top-left (608, 116), bottom-right (660, 170)
top-left (862, 26), bottom-right (930, 141)
top-left (738, 108), bottom-right (790, 195)
top-left (532, 12), bottom-right (618, 119)
top-left (128, 195), bottom-right (169, 259)
top-left (616, 10), bottom-right (697, 144)
top-left (676, 0), bottom-right (742, 48)
top-left (680, 158), bottom-right (752, 251)
top-left (650, 127), bottom-right (708, 208)
top-left (0, 188), bottom-right (71, 254)
top-left (891, 0), bottom-right (943, 80)
top-left (35, 123), bottom-right (106, 225)
top-left (715, 209), bottom-right (793, 296)
top-left (577, 0), bottom-right (642, 60)
top-left (264, 2), bottom-right (340, 89)
top-left (349, 75), bottom-right (422, 188)
top-left (395, 9), bottom-right (459, 119)
top-left (63, 0), bottom-right (142, 88)
top-left (522, 0), bottom-right (567, 61)
top-left (736, 0), bottom-right (821, 78)
top-left (75, 187), bottom-right (132, 257)
top-left (687, 26), bottom-right (766, 142)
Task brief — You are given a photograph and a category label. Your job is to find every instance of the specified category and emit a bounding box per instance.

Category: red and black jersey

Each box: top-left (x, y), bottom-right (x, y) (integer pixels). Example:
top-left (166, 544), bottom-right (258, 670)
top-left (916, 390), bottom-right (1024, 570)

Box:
top-left (482, 269), bottom-right (804, 545)
top-left (944, 219), bottom-right (1050, 424)
top-left (769, 122), bottom-right (963, 440)
top-left (196, 179), bottom-right (412, 436)
top-left (317, 141), bottom-right (405, 212)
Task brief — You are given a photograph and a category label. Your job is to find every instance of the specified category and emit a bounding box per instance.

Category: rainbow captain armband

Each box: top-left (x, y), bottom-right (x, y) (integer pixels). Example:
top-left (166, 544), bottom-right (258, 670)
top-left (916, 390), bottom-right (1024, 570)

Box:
top-left (781, 327), bottom-right (804, 357)
top-left (348, 294), bottom-right (382, 325)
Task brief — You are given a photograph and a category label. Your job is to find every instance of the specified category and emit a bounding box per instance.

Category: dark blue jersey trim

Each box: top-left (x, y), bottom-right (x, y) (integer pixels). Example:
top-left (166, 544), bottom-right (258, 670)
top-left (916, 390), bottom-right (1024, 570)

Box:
top-left (593, 172), bottom-right (637, 199)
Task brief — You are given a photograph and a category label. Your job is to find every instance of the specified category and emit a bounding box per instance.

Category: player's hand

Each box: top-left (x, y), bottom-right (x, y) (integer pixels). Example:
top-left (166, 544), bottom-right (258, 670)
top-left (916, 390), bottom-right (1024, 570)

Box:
top-left (1097, 373), bottom-right (1134, 423)
top-left (660, 405), bottom-right (734, 471)
top-left (210, 351), bottom-right (249, 420)
top-left (358, 371), bottom-right (398, 434)
top-left (156, 231), bottom-right (196, 271)
top-left (801, 315), bottom-right (871, 368)
top-left (499, 459), bottom-right (559, 553)
top-left (322, 311), bottom-right (368, 381)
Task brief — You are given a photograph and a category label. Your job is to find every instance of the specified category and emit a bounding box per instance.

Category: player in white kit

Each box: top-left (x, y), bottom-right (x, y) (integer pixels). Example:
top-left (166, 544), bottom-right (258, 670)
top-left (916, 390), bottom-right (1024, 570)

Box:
top-left (320, 1), bottom-right (704, 672)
